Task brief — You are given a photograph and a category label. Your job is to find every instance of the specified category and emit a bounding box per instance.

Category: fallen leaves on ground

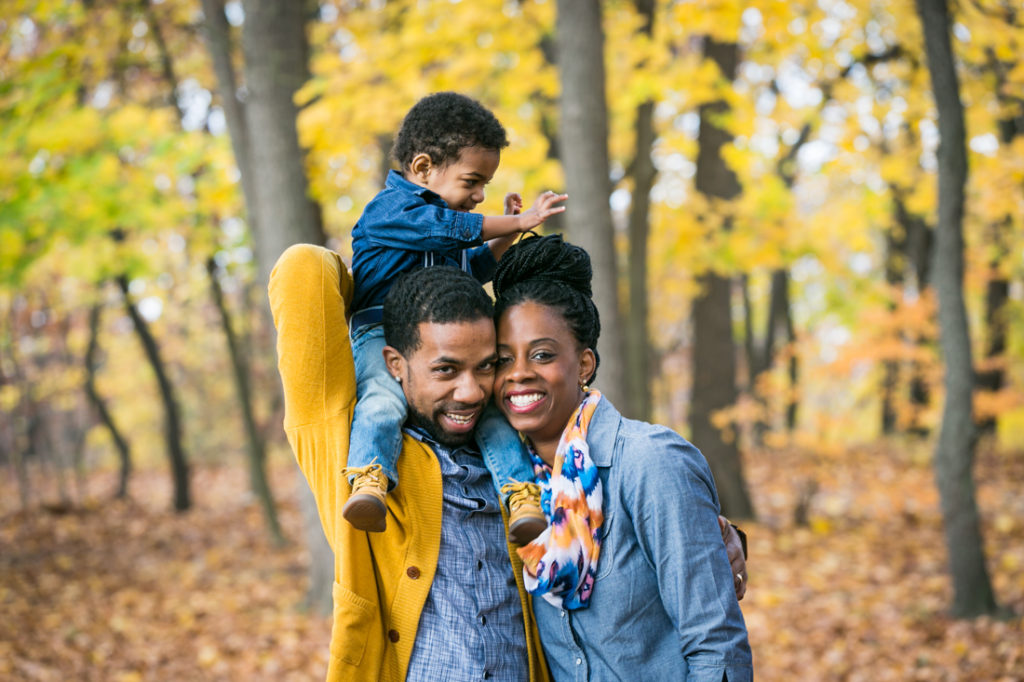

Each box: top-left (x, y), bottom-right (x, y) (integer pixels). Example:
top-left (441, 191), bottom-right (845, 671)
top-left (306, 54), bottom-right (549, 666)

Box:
top-left (1, 443), bottom-right (1022, 680)
top-left (742, 442), bottom-right (1024, 681)
top-left (0, 461), bottom-right (331, 681)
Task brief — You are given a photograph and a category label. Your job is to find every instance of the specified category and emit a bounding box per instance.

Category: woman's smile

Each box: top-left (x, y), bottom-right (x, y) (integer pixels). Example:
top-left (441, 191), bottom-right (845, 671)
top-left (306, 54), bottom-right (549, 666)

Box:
top-left (505, 390), bottom-right (547, 412)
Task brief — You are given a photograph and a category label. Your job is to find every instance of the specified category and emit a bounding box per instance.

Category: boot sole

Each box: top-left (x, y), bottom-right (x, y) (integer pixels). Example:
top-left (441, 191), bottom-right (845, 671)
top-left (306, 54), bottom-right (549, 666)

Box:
top-left (343, 496), bottom-right (387, 532)
top-left (508, 515), bottom-right (547, 545)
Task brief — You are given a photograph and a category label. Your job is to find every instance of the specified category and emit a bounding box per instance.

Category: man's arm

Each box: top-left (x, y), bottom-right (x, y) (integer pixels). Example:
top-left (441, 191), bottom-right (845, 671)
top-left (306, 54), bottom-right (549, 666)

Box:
top-left (268, 244), bottom-right (356, 549)
top-left (719, 516), bottom-right (748, 601)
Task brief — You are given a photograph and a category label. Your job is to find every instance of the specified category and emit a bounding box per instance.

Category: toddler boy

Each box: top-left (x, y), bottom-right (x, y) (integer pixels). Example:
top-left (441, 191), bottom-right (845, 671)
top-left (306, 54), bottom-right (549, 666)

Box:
top-left (344, 92), bottom-right (565, 543)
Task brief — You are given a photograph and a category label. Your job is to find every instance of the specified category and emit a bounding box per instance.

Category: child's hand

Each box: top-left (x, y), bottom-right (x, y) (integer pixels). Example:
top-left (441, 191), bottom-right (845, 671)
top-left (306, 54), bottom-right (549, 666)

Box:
top-left (505, 192), bottom-right (523, 215)
top-left (517, 191), bottom-right (567, 231)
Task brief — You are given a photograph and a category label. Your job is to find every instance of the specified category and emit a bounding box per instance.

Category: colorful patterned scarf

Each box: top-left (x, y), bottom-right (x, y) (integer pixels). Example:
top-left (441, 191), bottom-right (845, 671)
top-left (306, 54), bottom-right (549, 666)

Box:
top-left (517, 390), bottom-right (604, 610)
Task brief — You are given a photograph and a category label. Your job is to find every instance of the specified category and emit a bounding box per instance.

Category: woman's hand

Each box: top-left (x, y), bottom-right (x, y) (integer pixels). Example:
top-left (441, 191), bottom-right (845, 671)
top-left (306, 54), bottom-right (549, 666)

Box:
top-left (718, 515), bottom-right (748, 601)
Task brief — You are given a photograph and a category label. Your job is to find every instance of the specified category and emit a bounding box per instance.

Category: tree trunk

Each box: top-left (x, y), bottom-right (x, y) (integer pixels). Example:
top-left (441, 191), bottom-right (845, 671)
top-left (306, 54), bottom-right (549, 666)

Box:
top-left (690, 37), bottom-right (755, 519)
top-left (203, 0), bottom-right (333, 612)
top-left (207, 258), bottom-right (286, 546)
top-left (239, 0), bottom-right (325, 282)
top-left (741, 274), bottom-right (769, 446)
top-left (880, 219), bottom-right (907, 435)
top-left (767, 269), bottom-right (798, 431)
top-left (200, 0), bottom-right (261, 240)
top-left (977, 251), bottom-right (1009, 435)
top-left (741, 274), bottom-right (757, 392)
top-left (84, 302), bottom-right (133, 499)
top-left (769, 126), bottom-right (808, 436)
top-left (554, 0), bottom-right (627, 410)
top-left (915, 0), bottom-right (999, 618)
top-left (150, 0), bottom-right (285, 541)
top-left (117, 274), bottom-right (191, 511)
top-left (625, 98), bottom-right (655, 422)
top-left (623, 0), bottom-right (657, 423)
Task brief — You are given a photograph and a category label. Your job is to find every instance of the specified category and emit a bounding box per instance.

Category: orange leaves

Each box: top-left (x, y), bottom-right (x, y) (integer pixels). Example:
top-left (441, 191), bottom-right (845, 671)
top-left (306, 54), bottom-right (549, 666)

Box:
top-left (741, 442), bottom-right (1024, 680)
top-left (0, 462), bottom-right (331, 681)
top-left (2, 438), bottom-right (1023, 680)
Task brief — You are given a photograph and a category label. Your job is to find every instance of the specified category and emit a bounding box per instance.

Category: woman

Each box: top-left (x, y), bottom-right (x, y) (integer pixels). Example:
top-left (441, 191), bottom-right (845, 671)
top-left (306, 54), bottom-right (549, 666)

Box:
top-left (491, 234), bottom-right (753, 681)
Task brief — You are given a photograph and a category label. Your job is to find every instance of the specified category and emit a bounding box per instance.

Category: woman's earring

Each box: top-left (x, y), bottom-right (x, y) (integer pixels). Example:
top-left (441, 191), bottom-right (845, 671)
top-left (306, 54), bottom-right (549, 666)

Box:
top-left (579, 381), bottom-right (590, 393)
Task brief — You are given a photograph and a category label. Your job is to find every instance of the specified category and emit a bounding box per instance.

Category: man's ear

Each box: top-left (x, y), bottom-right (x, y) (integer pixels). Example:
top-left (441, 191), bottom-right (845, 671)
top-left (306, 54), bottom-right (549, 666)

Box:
top-left (579, 348), bottom-right (597, 387)
top-left (382, 345), bottom-right (406, 385)
top-left (408, 153), bottom-right (433, 181)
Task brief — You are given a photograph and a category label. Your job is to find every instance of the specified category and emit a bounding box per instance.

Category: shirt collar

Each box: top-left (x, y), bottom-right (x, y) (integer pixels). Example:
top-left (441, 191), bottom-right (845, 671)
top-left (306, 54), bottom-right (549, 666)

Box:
top-left (386, 169), bottom-right (445, 204)
top-left (583, 397), bottom-right (620, 467)
top-left (404, 424), bottom-right (481, 458)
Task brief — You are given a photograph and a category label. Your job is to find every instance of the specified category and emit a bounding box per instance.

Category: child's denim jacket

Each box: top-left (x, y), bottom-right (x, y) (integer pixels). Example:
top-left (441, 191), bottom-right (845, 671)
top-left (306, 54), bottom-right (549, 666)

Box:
top-left (350, 170), bottom-right (497, 323)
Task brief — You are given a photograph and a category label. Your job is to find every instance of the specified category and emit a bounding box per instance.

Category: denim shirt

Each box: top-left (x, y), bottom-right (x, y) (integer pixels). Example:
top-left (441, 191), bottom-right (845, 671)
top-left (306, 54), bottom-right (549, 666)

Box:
top-left (533, 399), bottom-right (753, 682)
top-left (404, 427), bottom-right (530, 682)
top-left (351, 170), bottom-right (498, 315)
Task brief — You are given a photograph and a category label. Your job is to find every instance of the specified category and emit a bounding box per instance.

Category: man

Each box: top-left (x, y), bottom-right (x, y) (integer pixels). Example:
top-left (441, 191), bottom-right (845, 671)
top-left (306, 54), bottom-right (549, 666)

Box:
top-left (268, 244), bottom-right (746, 681)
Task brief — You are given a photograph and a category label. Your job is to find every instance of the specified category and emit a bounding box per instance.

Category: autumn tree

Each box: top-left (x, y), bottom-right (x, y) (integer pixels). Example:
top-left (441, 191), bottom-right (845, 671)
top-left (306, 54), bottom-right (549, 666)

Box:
top-left (622, 0), bottom-right (656, 422)
top-left (0, 1), bottom-right (206, 512)
top-left (117, 271), bottom-right (191, 510)
top-left (915, 0), bottom-right (999, 618)
top-left (690, 35), bottom-right (755, 519)
top-left (84, 302), bottom-right (132, 499)
top-left (134, 0), bottom-right (286, 542)
top-left (554, 0), bottom-right (627, 409)
top-left (201, 0), bottom-right (331, 610)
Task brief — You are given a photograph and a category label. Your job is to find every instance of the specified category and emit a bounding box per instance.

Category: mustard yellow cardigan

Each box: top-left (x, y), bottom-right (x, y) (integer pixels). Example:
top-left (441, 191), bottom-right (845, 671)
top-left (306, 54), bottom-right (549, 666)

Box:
top-left (269, 244), bottom-right (550, 682)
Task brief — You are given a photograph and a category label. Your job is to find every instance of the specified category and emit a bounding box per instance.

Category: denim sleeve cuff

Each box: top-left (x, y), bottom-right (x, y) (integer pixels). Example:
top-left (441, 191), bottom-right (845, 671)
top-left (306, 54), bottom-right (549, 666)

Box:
top-left (451, 210), bottom-right (484, 242)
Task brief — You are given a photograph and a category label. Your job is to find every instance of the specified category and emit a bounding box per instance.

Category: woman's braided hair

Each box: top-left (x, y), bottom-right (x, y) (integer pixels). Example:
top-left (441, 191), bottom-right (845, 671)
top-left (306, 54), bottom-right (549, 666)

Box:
top-left (492, 233), bottom-right (601, 383)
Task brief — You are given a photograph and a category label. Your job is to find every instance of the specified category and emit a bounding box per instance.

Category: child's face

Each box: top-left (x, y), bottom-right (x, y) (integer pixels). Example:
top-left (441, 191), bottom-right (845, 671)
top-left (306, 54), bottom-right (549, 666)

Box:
top-left (411, 146), bottom-right (500, 212)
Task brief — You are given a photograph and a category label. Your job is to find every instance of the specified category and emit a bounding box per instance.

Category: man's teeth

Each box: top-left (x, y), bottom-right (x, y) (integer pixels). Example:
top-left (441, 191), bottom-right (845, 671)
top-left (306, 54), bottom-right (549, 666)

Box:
top-left (508, 393), bottom-right (543, 408)
top-left (446, 413), bottom-right (473, 424)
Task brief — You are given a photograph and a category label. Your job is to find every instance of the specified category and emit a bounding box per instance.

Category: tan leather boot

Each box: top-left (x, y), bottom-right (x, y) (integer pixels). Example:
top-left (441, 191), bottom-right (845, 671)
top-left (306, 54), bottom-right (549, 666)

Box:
top-left (502, 480), bottom-right (547, 545)
top-left (342, 464), bottom-right (388, 532)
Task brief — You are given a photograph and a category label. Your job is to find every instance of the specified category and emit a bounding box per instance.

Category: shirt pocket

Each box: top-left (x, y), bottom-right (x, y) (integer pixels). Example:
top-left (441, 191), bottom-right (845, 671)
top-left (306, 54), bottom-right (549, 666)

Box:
top-left (330, 581), bottom-right (376, 666)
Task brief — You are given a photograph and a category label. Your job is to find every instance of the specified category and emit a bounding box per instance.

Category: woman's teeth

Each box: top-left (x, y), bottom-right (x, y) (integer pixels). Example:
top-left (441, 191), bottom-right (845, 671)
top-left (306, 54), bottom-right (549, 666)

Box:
top-left (508, 393), bottom-right (543, 408)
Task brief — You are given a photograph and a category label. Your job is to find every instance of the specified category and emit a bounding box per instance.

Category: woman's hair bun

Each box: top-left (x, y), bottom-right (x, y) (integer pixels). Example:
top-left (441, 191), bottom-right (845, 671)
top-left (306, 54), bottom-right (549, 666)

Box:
top-left (492, 233), bottom-right (592, 299)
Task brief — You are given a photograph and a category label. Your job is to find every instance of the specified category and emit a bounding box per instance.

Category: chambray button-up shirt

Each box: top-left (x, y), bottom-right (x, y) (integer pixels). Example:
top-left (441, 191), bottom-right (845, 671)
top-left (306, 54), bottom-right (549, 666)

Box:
top-left (405, 427), bottom-right (529, 682)
top-left (533, 399), bottom-right (753, 682)
top-left (350, 170), bottom-right (498, 317)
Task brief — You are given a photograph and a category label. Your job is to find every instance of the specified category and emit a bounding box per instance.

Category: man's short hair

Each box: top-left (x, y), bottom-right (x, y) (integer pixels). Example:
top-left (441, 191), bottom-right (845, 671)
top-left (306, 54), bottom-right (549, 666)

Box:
top-left (383, 266), bottom-right (494, 355)
top-left (391, 92), bottom-right (509, 170)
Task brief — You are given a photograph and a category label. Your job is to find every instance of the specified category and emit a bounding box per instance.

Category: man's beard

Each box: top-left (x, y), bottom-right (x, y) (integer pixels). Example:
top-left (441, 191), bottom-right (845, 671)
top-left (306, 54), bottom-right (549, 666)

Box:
top-left (406, 402), bottom-right (479, 448)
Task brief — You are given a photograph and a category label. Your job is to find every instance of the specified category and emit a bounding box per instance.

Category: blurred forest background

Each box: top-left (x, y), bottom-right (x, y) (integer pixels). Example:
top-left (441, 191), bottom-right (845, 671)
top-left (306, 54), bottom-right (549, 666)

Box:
top-left (2, 0), bottom-right (1023, 679)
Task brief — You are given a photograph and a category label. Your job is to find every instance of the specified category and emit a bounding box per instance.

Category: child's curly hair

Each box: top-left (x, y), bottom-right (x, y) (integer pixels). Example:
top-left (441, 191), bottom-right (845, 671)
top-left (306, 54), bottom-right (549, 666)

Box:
top-left (392, 92), bottom-right (509, 170)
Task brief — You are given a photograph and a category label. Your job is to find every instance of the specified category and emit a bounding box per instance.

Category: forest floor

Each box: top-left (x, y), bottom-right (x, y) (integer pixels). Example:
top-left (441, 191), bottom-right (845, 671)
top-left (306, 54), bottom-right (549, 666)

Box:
top-left (1, 441), bottom-right (1022, 681)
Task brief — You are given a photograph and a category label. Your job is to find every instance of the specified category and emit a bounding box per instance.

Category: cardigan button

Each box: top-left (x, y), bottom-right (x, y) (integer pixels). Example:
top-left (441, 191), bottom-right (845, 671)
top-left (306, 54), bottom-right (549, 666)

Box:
top-left (388, 629), bottom-right (400, 642)
top-left (406, 566), bottom-right (420, 579)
